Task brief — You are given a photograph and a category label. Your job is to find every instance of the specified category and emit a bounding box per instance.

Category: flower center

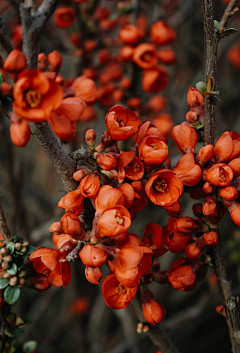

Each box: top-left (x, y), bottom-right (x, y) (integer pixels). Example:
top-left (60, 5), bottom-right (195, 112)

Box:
top-left (25, 90), bottom-right (41, 108)
top-left (116, 283), bottom-right (127, 295)
top-left (115, 216), bottom-right (124, 225)
top-left (153, 179), bottom-right (169, 193)
top-left (141, 52), bottom-right (153, 62)
top-left (116, 117), bottom-right (125, 127)
top-left (127, 162), bottom-right (141, 172)
top-left (219, 169), bottom-right (225, 181)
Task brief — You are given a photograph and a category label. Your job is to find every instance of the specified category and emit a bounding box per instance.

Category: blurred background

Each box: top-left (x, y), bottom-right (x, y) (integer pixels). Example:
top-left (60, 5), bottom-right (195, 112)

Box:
top-left (1, 0), bottom-right (240, 352)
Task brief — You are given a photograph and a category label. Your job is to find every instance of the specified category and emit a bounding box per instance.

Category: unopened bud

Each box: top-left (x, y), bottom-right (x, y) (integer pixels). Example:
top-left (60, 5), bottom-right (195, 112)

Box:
top-left (231, 7), bottom-right (239, 16)
top-left (3, 272), bottom-right (11, 279)
top-left (136, 322), bottom-right (144, 333)
top-left (0, 247), bottom-right (8, 256)
top-left (9, 276), bottom-right (18, 286)
top-left (23, 241), bottom-right (29, 247)
top-left (142, 325), bottom-right (150, 333)
top-left (4, 255), bottom-right (12, 263)
top-left (151, 261), bottom-right (160, 273)
top-left (2, 261), bottom-right (10, 270)
top-left (14, 242), bottom-right (22, 250)
top-left (18, 278), bottom-right (25, 287)
top-left (186, 110), bottom-right (199, 124)
top-left (85, 129), bottom-right (96, 147)
top-left (18, 270), bottom-right (27, 278)
top-left (21, 247), bottom-right (27, 254)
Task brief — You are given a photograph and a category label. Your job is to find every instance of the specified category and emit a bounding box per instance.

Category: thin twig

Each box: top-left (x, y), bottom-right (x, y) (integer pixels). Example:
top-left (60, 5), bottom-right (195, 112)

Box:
top-left (220, 0), bottom-right (239, 28)
top-left (0, 199), bottom-right (12, 244)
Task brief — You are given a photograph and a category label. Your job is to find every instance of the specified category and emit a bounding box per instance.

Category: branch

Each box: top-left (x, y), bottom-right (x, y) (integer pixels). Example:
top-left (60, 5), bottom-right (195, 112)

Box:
top-left (29, 121), bottom-right (78, 192)
top-left (0, 199), bottom-right (12, 244)
top-left (0, 15), bottom-right (13, 60)
top-left (69, 148), bottom-right (98, 170)
top-left (220, 0), bottom-right (239, 28)
top-left (202, 0), bottom-right (217, 145)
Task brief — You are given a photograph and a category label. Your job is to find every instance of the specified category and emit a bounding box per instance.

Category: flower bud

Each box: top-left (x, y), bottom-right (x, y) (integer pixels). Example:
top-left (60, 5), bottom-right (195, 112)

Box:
top-left (186, 239), bottom-right (205, 260)
top-left (18, 270), bottom-right (27, 278)
top-left (85, 266), bottom-right (103, 284)
top-left (85, 129), bottom-right (96, 147)
top-left (186, 110), bottom-right (199, 124)
top-left (3, 272), bottom-right (11, 279)
top-left (15, 242), bottom-right (22, 250)
top-left (18, 278), bottom-right (25, 287)
top-left (96, 153), bottom-right (117, 171)
top-left (2, 261), bottom-right (10, 270)
top-left (203, 230), bottom-right (218, 245)
top-left (4, 255), bottom-right (12, 263)
top-left (0, 247), bottom-right (8, 256)
top-left (9, 276), bottom-right (18, 286)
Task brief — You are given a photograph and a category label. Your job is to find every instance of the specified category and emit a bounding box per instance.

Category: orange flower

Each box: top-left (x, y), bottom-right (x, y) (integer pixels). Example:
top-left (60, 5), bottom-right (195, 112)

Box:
top-left (150, 21), bottom-right (176, 45)
top-left (13, 69), bottom-right (63, 121)
top-left (118, 183), bottom-right (135, 208)
top-left (85, 266), bottom-right (103, 284)
top-left (94, 185), bottom-right (126, 212)
top-left (102, 273), bottom-right (138, 309)
top-left (141, 287), bottom-right (166, 325)
top-left (78, 106), bottom-right (96, 122)
top-left (173, 153), bottom-right (201, 186)
top-left (142, 223), bottom-right (167, 258)
top-left (119, 46), bottom-right (134, 62)
top-left (30, 248), bottom-right (72, 287)
top-left (226, 201), bottom-right (240, 227)
top-left (119, 24), bottom-right (140, 45)
top-left (105, 105), bottom-right (141, 141)
top-left (60, 211), bottom-right (82, 235)
top-left (48, 50), bottom-right (62, 72)
top-left (138, 136), bottom-right (168, 165)
top-left (79, 244), bottom-right (107, 267)
top-left (71, 75), bottom-right (96, 104)
top-left (10, 111), bottom-right (31, 147)
top-left (203, 231), bottom-right (218, 245)
top-left (229, 158), bottom-right (240, 178)
top-left (207, 163), bottom-right (233, 186)
top-left (218, 186), bottom-right (238, 201)
top-left (185, 239), bottom-right (205, 260)
top-left (195, 144), bottom-right (214, 167)
top-left (172, 123), bottom-right (198, 154)
top-left (214, 131), bottom-right (233, 162)
top-left (142, 66), bottom-right (168, 93)
top-left (97, 206), bottom-right (131, 237)
top-left (146, 95), bottom-right (167, 112)
top-left (54, 7), bottom-right (76, 28)
top-left (187, 86), bottom-right (204, 109)
top-left (78, 173), bottom-right (100, 198)
top-left (169, 217), bottom-right (196, 233)
top-left (96, 153), bottom-right (117, 171)
top-left (132, 43), bottom-right (158, 69)
top-left (152, 114), bottom-right (173, 139)
top-left (58, 189), bottom-right (84, 215)
top-left (157, 49), bottom-right (176, 64)
top-left (168, 258), bottom-right (197, 291)
top-left (145, 169), bottom-right (183, 207)
top-left (166, 231), bottom-right (192, 253)
top-left (4, 49), bottom-right (26, 81)
top-left (136, 121), bottom-right (162, 144)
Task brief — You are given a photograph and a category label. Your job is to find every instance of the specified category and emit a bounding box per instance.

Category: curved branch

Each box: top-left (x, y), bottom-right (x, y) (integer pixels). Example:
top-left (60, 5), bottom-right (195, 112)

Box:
top-left (0, 200), bottom-right (12, 244)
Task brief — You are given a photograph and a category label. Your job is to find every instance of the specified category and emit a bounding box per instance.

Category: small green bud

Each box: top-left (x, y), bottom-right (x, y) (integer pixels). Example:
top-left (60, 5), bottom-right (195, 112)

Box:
top-left (18, 278), bottom-right (25, 287)
top-left (18, 270), bottom-right (27, 278)
top-left (9, 276), bottom-right (18, 286)
top-left (0, 247), bottom-right (8, 256)
top-left (14, 242), bottom-right (22, 251)
top-left (4, 255), bottom-right (12, 263)
top-left (2, 261), bottom-right (10, 270)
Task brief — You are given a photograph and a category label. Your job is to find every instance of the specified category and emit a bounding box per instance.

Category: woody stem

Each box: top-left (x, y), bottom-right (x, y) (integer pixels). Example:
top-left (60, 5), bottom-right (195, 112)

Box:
top-left (202, 1), bottom-right (240, 352)
top-left (0, 200), bottom-right (12, 244)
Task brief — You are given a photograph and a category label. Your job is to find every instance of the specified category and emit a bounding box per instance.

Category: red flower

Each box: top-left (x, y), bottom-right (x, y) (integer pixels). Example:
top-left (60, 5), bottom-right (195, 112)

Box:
top-left (145, 169), bottom-right (183, 207)
top-left (142, 66), bottom-right (168, 93)
top-left (150, 21), bottom-right (176, 45)
top-left (141, 287), bottom-right (166, 325)
top-left (105, 105), bottom-right (141, 141)
top-left (173, 153), bottom-right (201, 186)
top-left (102, 273), bottom-right (138, 309)
top-left (30, 248), bottom-right (72, 287)
top-left (207, 163), bottom-right (233, 187)
top-left (172, 123), bottom-right (198, 154)
top-left (168, 258), bottom-right (197, 291)
top-left (54, 7), bottom-right (76, 28)
top-left (98, 206), bottom-right (131, 237)
top-left (13, 70), bottom-right (63, 122)
top-left (132, 43), bottom-right (158, 69)
top-left (138, 136), bottom-right (168, 165)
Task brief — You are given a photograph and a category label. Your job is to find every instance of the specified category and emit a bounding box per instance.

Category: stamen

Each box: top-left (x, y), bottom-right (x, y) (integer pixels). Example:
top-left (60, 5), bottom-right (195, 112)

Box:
top-left (25, 90), bottom-right (41, 108)
top-left (153, 179), bottom-right (169, 193)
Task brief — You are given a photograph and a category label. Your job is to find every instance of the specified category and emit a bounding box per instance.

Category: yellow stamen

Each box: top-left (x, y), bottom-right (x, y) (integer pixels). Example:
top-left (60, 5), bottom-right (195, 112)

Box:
top-left (116, 283), bottom-right (127, 295)
top-left (153, 179), bottom-right (169, 193)
top-left (25, 90), bottom-right (41, 108)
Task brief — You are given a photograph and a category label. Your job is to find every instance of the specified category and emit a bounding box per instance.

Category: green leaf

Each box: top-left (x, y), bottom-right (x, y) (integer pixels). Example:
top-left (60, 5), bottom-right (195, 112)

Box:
top-left (5, 326), bottom-right (16, 337)
top-left (23, 341), bottom-right (37, 353)
top-left (25, 245), bottom-right (35, 256)
top-left (208, 263), bottom-right (214, 268)
top-left (4, 286), bottom-right (21, 305)
top-left (214, 20), bottom-right (221, 30)
top-left (7, 263), bottom-right (18, 276)
top-left (0, 73), bottom-right (4, 85)
top-left (196, 81), bottom-right (207, 93)
top-left (0, 277), bottom-right (9, 289)
top-left (192, 122), bottom-right (204, 130)
top-left (6, 313), bottom-right (16, 327)
top-left (204, 90), bottom-right (220, 97)
top-left (207, 76), bottom-right (215, 91)
top-left (20, 315), bottom-right (33, 325)
top-left (13, 236), bottom-right (23, 243)
top-left (223, 28), bottom-right (238, 36)
top-left (6, 242), bottom-right (15, 255)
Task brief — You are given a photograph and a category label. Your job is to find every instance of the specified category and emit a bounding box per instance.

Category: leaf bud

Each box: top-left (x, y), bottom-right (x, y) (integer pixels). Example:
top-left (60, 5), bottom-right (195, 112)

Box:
top-left (23, 241), bottom-right (29, 247)
top-left (18, 278), bottom-right (25, 287)
top-left (0, 247), bottom-right (8, 256)
top-left (9, 276), bottom-right (18, 286)
top-left (2, 261), bottom-right (10, 270)
top-left (4, 255), bottom-right (12, 263)
top-left (18, 270), bottom-right (27, 278)
top-left (21, 247), bottom-right (27, 254)
top-left (3, 272), bottom-right (11, 279)
top-left (14, 242), bottom-right (22, 250)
